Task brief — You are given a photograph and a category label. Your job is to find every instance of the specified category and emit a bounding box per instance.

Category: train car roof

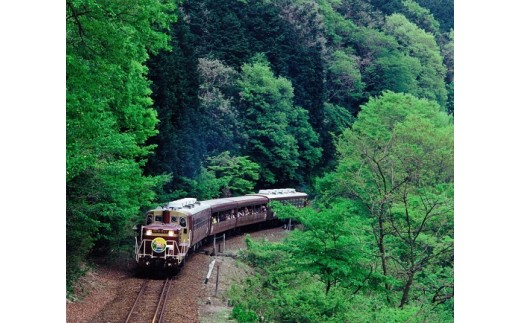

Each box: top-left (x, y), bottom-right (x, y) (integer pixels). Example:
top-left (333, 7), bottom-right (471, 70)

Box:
top-left (226, 195), bottom-right (269, 207)
top-left (167, 198), bottom-right (197, 209)
top-left (250, 188), bottom-right (308, 200)
top-left (201, 198), bottom-right (236, 207)
top-left (163, 198), bottom-right (210, 215)
top-left (227, 195), bottom-right (269, 203)
top-left (194, 195), bottom-right (268, 212)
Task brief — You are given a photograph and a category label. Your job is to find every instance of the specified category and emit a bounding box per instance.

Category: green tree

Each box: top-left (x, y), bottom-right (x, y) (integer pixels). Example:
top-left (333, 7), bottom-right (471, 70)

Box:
top-left (273, 201), bottom-right (375, 295)
top-left (317, 91), bottom-right (453, 307)
top-left (150, 0), bottom-right (327, 186)
top-left (401, 0), bottom-right (441, 37)
top-left (320, 103), bottom-right (354, 170)
top-left (368, 0), bottom-right (405, 15)
top-left (416, 0), bottom-right (453, 32)
top-left (323, 103), bottom-right (354, 135)
top-left (383, 14), bottom-right (448, 108)
top-left (181, 167), bottom-right (223, 200)
top-left (325, 49), bottom-right (366, 113)
top-left (185, 0), bottom-right (252, 69)
top-left (66, 0), bottom-right (177, 287)
top-left (446, 81), bottom-right (454, 115)
top-left (270, 0), bottom-right (327, 134)
top-left (145, 16), bottom-right (204, 184)
top-left (197, 58), bottom-right (242, 156)
top-left (237, 56), bottom-right (321, 186)
top-left (316, 0), bottom-right (358, 46)
top-left (206, 151), bottom-right (260, 196)
top-left (442, 29), bottom-right (454, 84)
top-left (229, 199), bottom-right (454, 322)
top-left (353, 26), bottom-right (421, 100)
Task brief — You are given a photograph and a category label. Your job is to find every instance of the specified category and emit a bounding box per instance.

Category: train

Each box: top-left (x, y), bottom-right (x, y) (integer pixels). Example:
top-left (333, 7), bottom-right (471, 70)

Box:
top-left (134, 188), bottom-right (308, 271)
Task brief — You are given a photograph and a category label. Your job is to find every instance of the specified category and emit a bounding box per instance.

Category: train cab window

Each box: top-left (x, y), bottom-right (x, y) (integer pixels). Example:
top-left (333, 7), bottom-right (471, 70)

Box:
top-left (171, 216), bottom-right (177, 223)
top-left (146, 215), bottom-right (153, 225)
top-left (154, 215), bottom-right (163, 222)
top-left (180, 217), bottom-right (186, 227)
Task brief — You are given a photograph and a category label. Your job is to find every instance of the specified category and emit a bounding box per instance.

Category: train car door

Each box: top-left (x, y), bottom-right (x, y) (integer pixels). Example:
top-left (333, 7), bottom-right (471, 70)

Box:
top-left (178, 215), bottom-right (190, 247)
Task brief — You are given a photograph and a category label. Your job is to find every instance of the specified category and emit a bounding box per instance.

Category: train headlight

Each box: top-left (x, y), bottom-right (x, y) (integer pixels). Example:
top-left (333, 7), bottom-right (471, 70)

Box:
top-left (168, 230), bottom-right (174, 237)
top-left (145, 229), bottom-right (152, 236)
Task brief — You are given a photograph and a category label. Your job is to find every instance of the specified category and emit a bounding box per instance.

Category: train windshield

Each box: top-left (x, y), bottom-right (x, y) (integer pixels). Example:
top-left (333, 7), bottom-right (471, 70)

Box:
top-left (171, 216), bottom-right (177, 223)
top-left (179, 217), bottom-right (186, 227)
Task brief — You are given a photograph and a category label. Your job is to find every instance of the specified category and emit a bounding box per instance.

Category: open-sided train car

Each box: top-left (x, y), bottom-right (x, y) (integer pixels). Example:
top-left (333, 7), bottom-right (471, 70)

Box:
top-left (134, 189), bottom-right (307, 271)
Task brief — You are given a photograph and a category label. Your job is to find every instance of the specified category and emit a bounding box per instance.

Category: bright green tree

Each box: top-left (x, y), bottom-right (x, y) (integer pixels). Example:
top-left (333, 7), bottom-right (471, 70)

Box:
top-left (318, 91), bottom-right (453, 308)
top-left (353, 26), bottom-right (422, 99)
top-left (66, 0), bottom-right (177, 287)
top-left (273, 201), bottom-right (376, 295)
top-left (206, 151), bottom-right (260, 196)
top-left (383, 14), bottom-right (448, 108)
top-left (401, 0), bottom-right (441, 37)
top-left (229, 199), bottom-right (454, 322)
top-left (316, 0), bottom-right (358, 46)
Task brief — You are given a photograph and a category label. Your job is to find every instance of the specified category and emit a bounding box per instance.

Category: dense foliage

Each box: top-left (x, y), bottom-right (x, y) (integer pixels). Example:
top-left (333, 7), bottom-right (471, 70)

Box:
top-left (67, 0), bottom-right (454, 318)
top-left (143, 0), bottom-right (453, 187)
top-left (238, 55), bottom-right (322, 186)
top-left (66, 0), bottom-right (178, 288)
top-left (230, 92), bottom-right (453, 321)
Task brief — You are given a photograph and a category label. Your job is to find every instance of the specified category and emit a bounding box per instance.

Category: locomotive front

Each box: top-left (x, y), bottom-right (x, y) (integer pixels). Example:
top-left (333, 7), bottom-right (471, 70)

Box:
top-left (134, 206), bottom-right (190, 269)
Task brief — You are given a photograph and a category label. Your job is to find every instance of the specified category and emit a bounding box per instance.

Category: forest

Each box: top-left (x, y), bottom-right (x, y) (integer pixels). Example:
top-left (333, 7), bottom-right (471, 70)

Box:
top-left (66, 0), bottom-right (453, 320)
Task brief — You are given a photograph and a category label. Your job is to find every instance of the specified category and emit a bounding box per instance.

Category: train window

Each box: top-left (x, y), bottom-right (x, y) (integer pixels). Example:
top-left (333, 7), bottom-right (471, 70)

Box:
top-left (155, 215), bottom-right (163, 222)
top-left (146, 215), bottom-right (152, 225)
top-left (171, 216), bottom-right (177, 223)
top-left (194, 218), bottom-right (208, 230)
top-left (180, 217), bottom-right (186, 227)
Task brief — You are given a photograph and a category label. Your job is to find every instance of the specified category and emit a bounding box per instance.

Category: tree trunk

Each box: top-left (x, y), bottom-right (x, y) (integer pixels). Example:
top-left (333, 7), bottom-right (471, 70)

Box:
top-left (376, 215), bottom-right (391, 303)
top-left (326, 278), bottom-right (331, 295)
top-left (399, 272), bottom-right (415, 308)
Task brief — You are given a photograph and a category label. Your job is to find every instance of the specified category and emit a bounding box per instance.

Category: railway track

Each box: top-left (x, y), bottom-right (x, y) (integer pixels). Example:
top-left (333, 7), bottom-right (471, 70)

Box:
top-left (125, 278), bottom-right (173, 323)
top-left (69, 227), bottom-right (288, 323)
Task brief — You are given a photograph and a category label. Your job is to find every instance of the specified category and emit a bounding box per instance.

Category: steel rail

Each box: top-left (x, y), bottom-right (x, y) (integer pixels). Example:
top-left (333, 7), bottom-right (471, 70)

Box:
top-left (125, 279), bottom-right (149, 323)
top-left (152, 278), bottom-right (172, 323)
top-left (157, 278), bottom-right (174, 323)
